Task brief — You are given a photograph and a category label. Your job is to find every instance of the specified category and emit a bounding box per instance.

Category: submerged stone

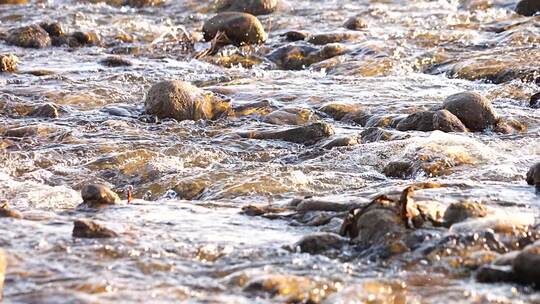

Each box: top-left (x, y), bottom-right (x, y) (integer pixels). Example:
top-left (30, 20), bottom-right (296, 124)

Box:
top-left (442, 201), bottom-right (487, 226)
top-left (344, 16), bottom-right (368, 30)
top-left (73, 219), bottom-right (118, 238)
top-left (513, 242), bottom-right (540, 286)
top-left (238, 122), bottom-right (335, 145)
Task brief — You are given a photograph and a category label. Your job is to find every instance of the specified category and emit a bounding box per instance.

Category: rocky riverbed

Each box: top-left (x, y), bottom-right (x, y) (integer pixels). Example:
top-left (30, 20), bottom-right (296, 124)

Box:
top-left (1, 0), bottom-right (540, 302)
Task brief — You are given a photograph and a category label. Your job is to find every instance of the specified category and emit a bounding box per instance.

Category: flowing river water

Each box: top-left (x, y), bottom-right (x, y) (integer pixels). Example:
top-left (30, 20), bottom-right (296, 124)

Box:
top-left (1, 0), bottom-right (540, 303)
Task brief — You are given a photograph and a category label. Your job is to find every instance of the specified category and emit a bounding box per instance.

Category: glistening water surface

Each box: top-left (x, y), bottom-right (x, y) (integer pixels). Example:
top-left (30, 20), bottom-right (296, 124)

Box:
top-left (1, 0), bottom-right (540, 303)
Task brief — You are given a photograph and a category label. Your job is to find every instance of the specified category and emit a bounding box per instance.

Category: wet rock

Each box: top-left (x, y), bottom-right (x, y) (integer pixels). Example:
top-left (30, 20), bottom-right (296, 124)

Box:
top-left (292, 232), bottom-right (347, 254)
top-left (396, 111), bottom-right (435, 132)
top-left (6, 25), bottom-right (51, 48)
top-left (39, 21), bottom-right (64, 37)
top-left (216, 0), bottom-right (278, 15)
top-left (476, 265), bottom-right (514, 283)
top-left (4, 125), bottom-right (55, 137)
top-left (68, 31), bottom-right (101, 47)
top-left (360, 127), bottom-right (409, 143)
top-left (344, 16), bottom-right (368, 30)
top-left (262, 107), bottom-right (315, 125)
top-left (515, 0), bottom-right (540, 16)
top-left (267, 43), bottom-right (347, 70)
top-left (0, 203), bottom-right (23, 219)
top-left (433, 109), bottom-right (468, 132)
top-left (295, 199), bottom-right (354, 213)
top-left (144, 80), bottom-right (231, 121)
top-left (530, 92), bottom-right (540, 108)
top-left (0, 54), bottom-right (18, 72)
top-left (321, 135), bottom-right (359, 149)
top-left (442, 201), bottom-right (487, 226)
top-left (231, 100), bottom-right (277, 117)
top-left (30, 103), bottom-right (59, 118)
top-left (203, 12), bottom-right (267, 46)
top-left (318, 103), bottom-right (362, 121)
top-left (242, 274), bottom-right (335, 303)
top-left (173, 179), bottom-right (207, 200)
top-left (281, 30), bottom-right (309, 42)
top-left (341, 110), bottom-right (372, 126)
top-left (513, 242), bottom-right (540, 286)
top-left (72, 219), bottom-right (118, 238)
top-left (307, 32), bottom-right (356, 45)
top-left (99, 56), bottom-right (132, 67)
top-left (442, 92), bottom-right (497, 132)
top-left (383, 161), bottom-right (414, 178)
top-left (493, 118), bottom-right (527, 134)
top-left (238, 122), bottom-right (335, 145)
top-left (124, 0), bottom-right (163, 7)
top-left (526, 163), bottom-right (540, 187)
top-left (79, 184), bottom-right (121, 208)
top-left (0, 249), bottom-right (5, 301)
top-left (340, 196), bottom-right (407, 247)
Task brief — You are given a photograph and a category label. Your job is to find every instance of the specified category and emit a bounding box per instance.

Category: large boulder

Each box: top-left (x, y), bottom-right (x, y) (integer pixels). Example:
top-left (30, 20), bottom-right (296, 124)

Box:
top-left (515, 0), bottom-right (540, 16)
top-left (6, 25), bottom-right (51, 48)
top-left (216, 0), bottom-right (278, 15)
top-left (442, 92), bottom-right (497, 132)
top-left (526, 163), bottom-right (540, 187)
top-left (203, 12), bottom-right (267, 46)
top-left (144, 80), bottom-right (231, 121)
top-left (79, 184), bottom-right (121, 209)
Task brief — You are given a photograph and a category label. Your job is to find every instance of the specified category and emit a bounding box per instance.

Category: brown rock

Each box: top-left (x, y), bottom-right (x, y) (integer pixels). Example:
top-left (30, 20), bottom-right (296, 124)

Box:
top-left (203, 12), bottom-right (267, 46)
top-left (39, 21), bottom-right (64, 37)
top-left (344, 16), bottom-right (368, 30)
top-left (238, 122), bottom-right (335, 145)
top-left (515, 0), bottom-right (540, 16)
top-left (267, 43), bottom-right (347, 70)
top-left (0, 54), bottom-right (18, 72)
top-left (99, 56), bottom-right (132, 67)
top-left (307, 33), bottom-right (355, 45)
top-left (292, 232), bottom-right (347, 254)
top-left (79, 184), bottom-right (121, 208)
top-left (432, 109), bottom-right (467, 132)
top-left (6, 25), bottom-right (51, 48)
top-left (0, 0), bottom-right (28, 4)
top-left (144, 80), bottom-right (231, 121)
top-left (396, 111), bottom-right (435, 132)
top-left (281, 30), bottom-right (309, 42)
top-left (318, 103), bottom-right (362, 121)
top-left (216, 0), bottom-right (278, 15)
top-left (30, 103), bottom-right (59, 118)
top-left (442, 200), bottom-right (487, 226)
top-left (73, 219), bottom-right (118, 238)
top-left (526, 163), bottom-right (540, 186)
top-left (513, 242), bottom-right (540, 286)
top-left (530, 92), bottom-right (540, 108)
top-left (383, 161), bottom-right (414, 178)
top-left (321, 136), bottom-right (359, 149)
top-left (442, 92), bottom-right (497, 131)
top-left (69, 31), bottom-right (101, 47)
